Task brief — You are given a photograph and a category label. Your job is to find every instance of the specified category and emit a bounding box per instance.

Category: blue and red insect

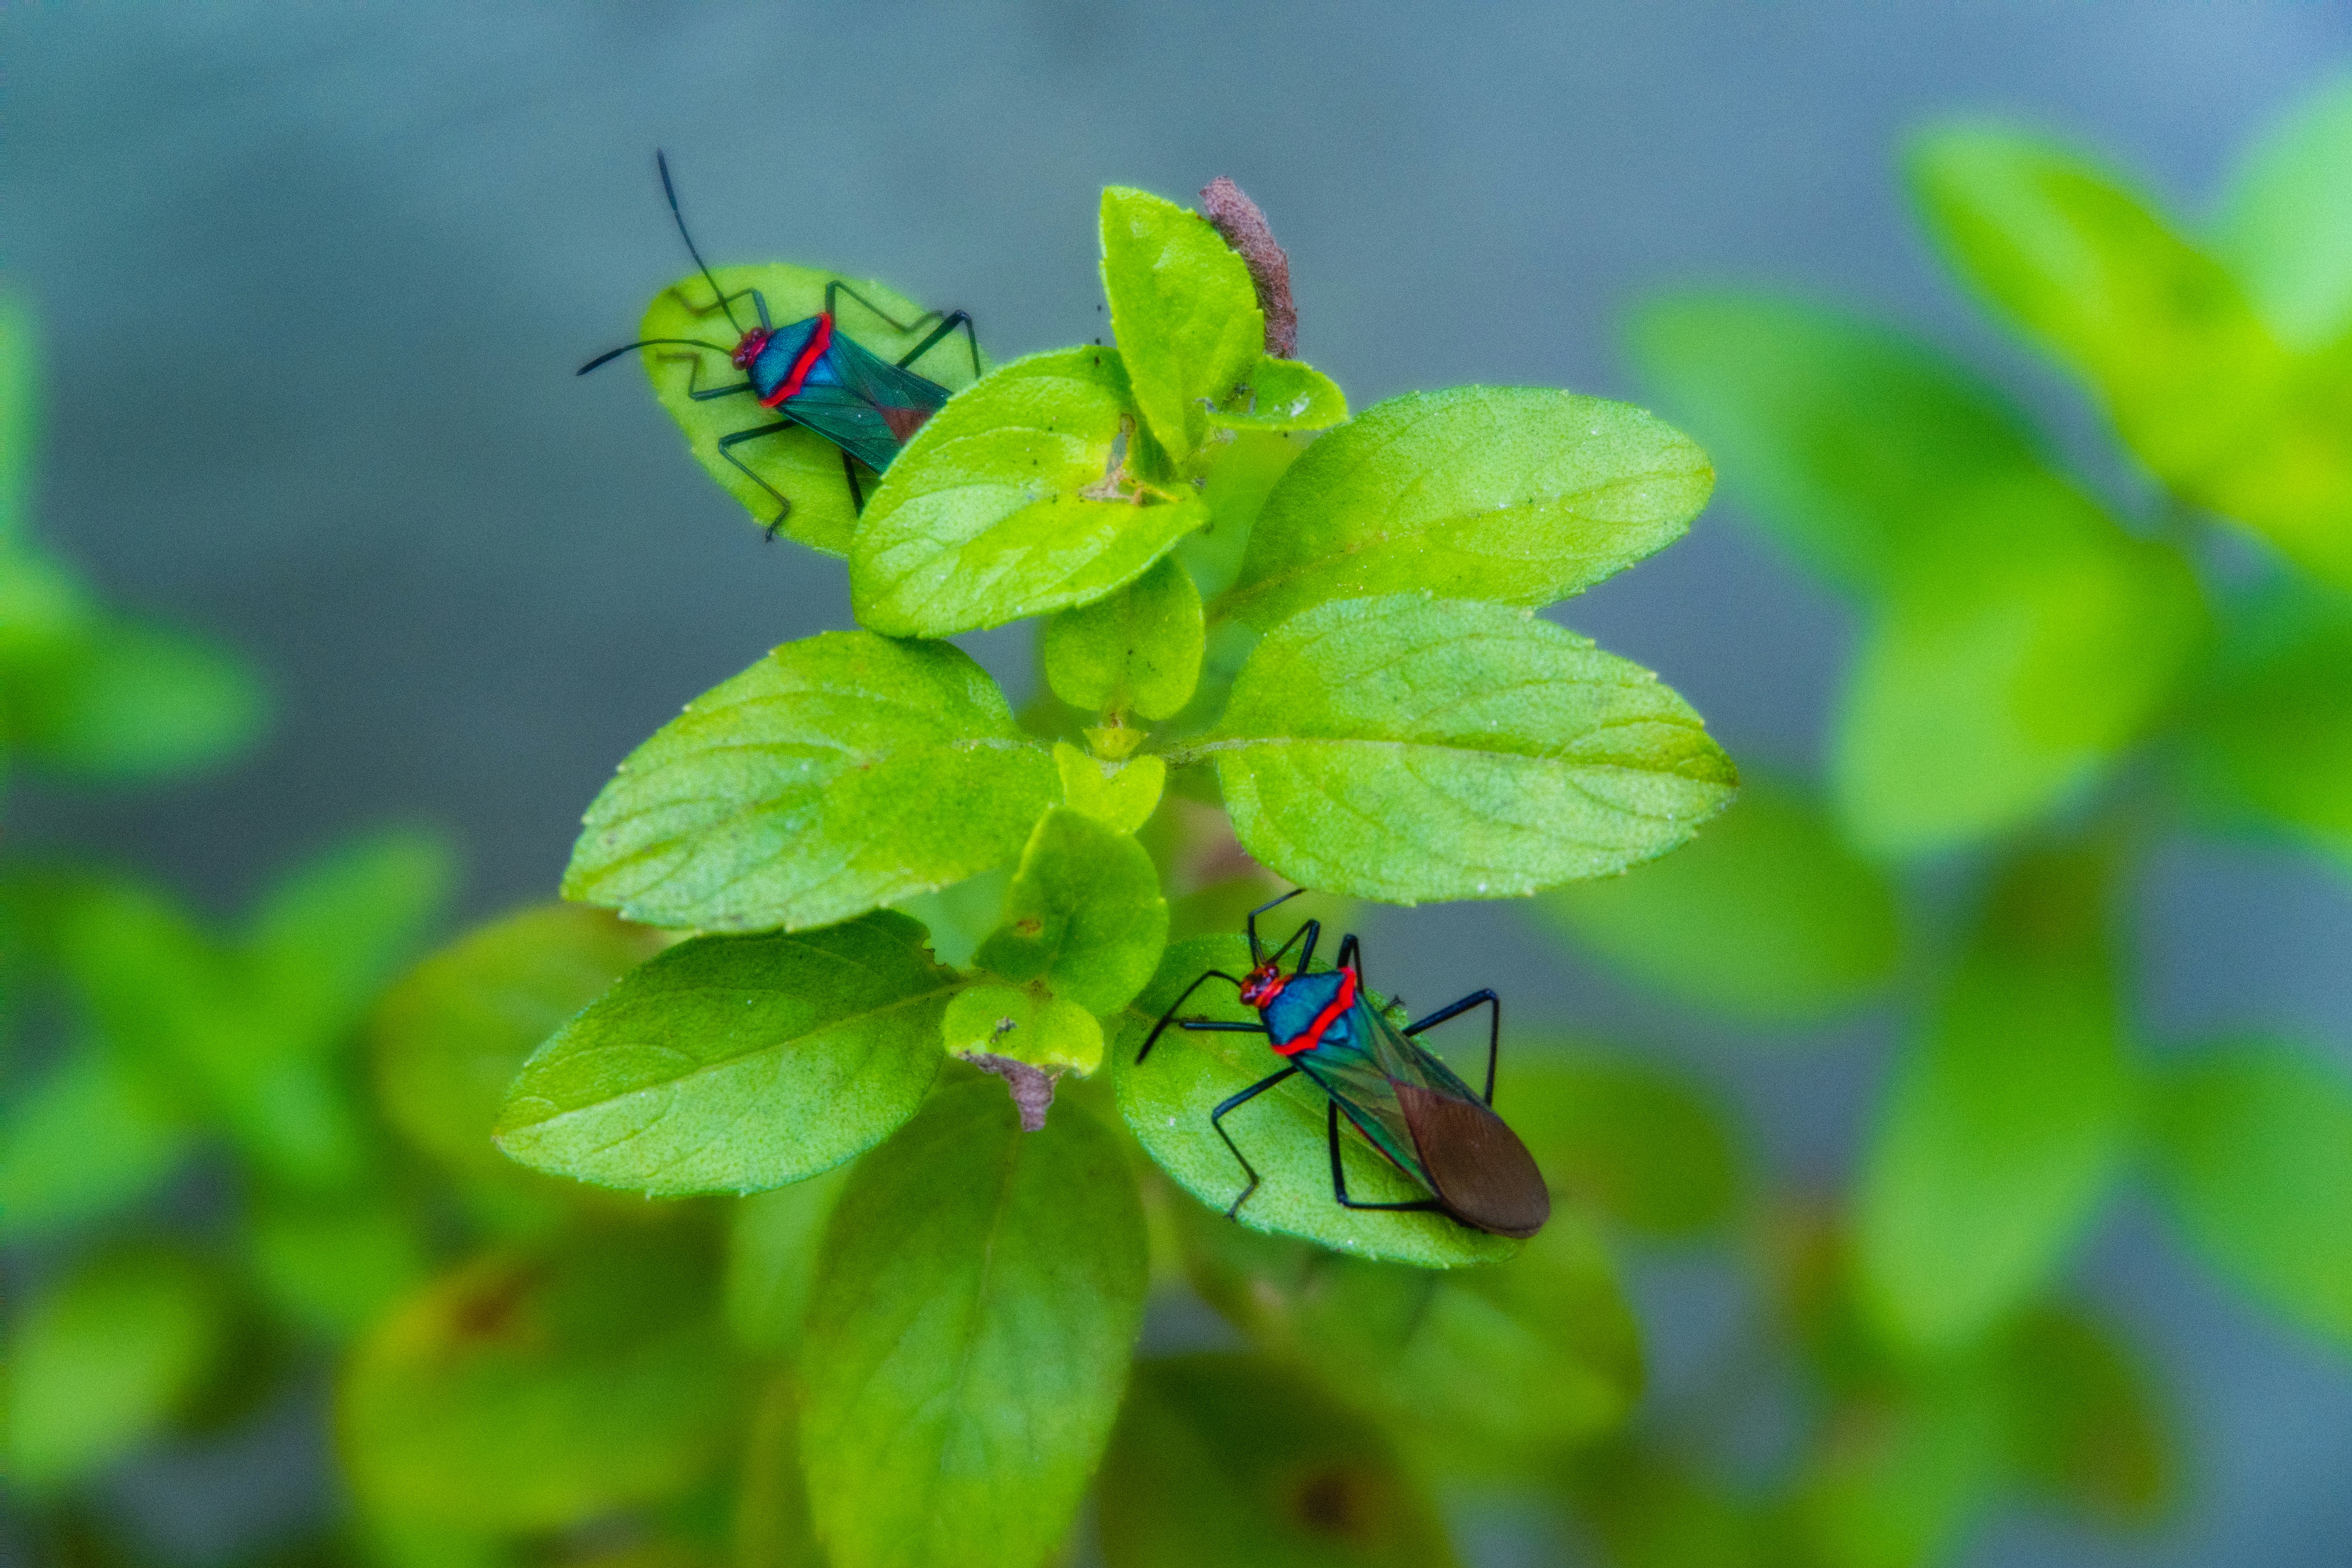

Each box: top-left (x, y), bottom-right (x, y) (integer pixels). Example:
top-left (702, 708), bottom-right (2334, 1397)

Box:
top-left (579, 152), bottom-right (981, 535)
top-left (1136, 890), bottom-right (1551, 1239)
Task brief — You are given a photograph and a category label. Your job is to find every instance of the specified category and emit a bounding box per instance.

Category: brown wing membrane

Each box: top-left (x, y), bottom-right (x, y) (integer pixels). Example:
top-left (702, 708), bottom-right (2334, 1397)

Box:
top-left (1395, 1084), bottom-right (1551, 1239)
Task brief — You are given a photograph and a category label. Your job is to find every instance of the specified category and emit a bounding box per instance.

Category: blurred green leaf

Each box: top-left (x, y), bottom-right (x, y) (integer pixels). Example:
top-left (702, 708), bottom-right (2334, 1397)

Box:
top-left (2216, 75), bottom-right (2352, 349)
top-left (1220, 389), bottom-right (1711, 631)
top-left (248, 1185), bottom-right (430, 1341)
top-left (1835, 499), bottom-right (2203, 855)
top-left (1207, 356), bottom-right (1349, 434)
top-left (2147, 1036), bottom-right (2352, 1349)
top-left (1181, 1199), bottom-right (1641, 1472)
top-left (1856, 849), bottom-right (2133, 1353)
top-left (852, 347), bottom-right (1210, 637)
top-left (1502, 1049), bottom-right (1742, 1237)
top-left (1537, 778), bottom-right (1902, 1023)
top-left (736, 1372), bottom-right (824, 1568)
top-left (1099, 186), bottom-right (1266, 461)
top-left (496, 913), bottom-right (955, 1197)
top-left (251, 825), bottom-right (455, 1050)
top-left (371, 903), bottom-right (669, 1179)
top-left (634, 263), bottom-right (983, 555)
top-left (800, 1082), bottom-right (1147, 1568)
top-left (1041, 554), bottom-right (1204, 721)
top-left (1115, 936), bottom-right (1517, 1268)
top-left (1566, 1441), bottom-right (1784, 1568)
top-left (1997, 1304), bottom-right (2172, 1525)
top-left (1792, 1371), bottom-right (2008, 1568)
top-left (1054, 742), bottom-right (1165, 836)
top-left (6, 614), bottom-right (267, 783)
top-left (0, 1038), bottom-right (190, 1238)
top-left (725, 1164), bottom-right (854, 1359)
top-left (340, 1229), bottom-right (742, 1531)
top-left (942, 983), bottom-right (1103, 1075)
top-left (973, 808), bottom-right (1168, 1016)
top-left (1195, 596), bottom-right (1736, 902)
top-left (2178, 580), bottom-right (2352, 867)
top-left (1097, 1354), bottom-right (1457, 1568)
top-left (564, 631), bottom-right (1057, 933)
top-left (7, 1244), bottom-right (231, 1491)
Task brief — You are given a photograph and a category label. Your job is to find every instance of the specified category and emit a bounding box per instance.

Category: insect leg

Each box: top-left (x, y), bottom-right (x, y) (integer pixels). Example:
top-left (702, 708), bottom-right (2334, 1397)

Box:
top-left (1136, 969), bottom-right (1249, 1064)
top-left (1405, 990), bottom-right (1502, 1105)
top-left (1212, 1066), bottom-right (1300, 1218)
top-left (840, 446), bottom-right (867, 513)
top-left (1327, 1101), bottom-right (1446, 1215)
top-left (896, 309), bottom-right (981, 379)
top-left (1334, 933), bottom-right (1360, 974)
top-left (671, 352), bottom-right (757, 403)
top-left (715, 421), bottom-right (798, 538)
top-left (1244, 888), bottom-right (1308, 964)
top-left (824, 282), bottom-right (983, 379)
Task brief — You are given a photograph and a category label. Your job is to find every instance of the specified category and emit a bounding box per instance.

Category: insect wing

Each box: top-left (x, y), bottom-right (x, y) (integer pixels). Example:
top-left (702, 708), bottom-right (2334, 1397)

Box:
top-left (822, 334), bottom-right (952, 443)
top-left (1367, 1001), bottom-right (1550, 1239)
top-left (779, 384), bottom-right (904, 474)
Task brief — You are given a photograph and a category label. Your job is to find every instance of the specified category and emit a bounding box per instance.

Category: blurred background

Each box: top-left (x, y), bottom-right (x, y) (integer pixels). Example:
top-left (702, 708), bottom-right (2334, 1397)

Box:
top-left (6, 4), bottom-right (2350, 1566)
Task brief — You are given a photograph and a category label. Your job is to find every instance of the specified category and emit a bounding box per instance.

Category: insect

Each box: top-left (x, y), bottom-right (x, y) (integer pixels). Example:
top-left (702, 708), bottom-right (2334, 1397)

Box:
top-left (1135, 890), bottom-right (1551, 1239)
top-left (578, 152), bottom-right (982, 536)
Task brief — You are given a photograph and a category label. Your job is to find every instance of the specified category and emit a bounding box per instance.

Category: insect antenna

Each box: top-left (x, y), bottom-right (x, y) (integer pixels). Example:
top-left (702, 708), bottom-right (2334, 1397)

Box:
top-left (657, 150), bottom-right (743, 336)
top-left (576, 337), bottom-right (733, 376)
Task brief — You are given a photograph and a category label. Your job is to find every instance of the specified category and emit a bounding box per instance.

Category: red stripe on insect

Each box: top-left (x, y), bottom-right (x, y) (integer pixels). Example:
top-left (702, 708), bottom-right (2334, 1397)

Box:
top-left (1272, 967), bottom-right (1357, 1057)
top-left (760, 313), bottom-right (833, 407)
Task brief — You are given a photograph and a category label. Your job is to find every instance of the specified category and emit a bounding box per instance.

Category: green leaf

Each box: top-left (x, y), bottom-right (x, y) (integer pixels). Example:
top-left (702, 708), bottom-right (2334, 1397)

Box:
top-left (800, 1082), bottom-right (1147, 1568)
top-left (1115, 936), bottom-right (1517, 1267)
top-left (1793, 1369), bottom-right (2009, 1568)
top-left (1834, 495), bottom-right (2204, 855)
top-left (852, 347), bottom-right (1210, 638)
top-left (2217, 76), bottom-right (2352, 349)
top-left (1180, 1200), bottom-right (1642, 1472)
top-left (1997, 1304), bottom-right (2172, 1525)
top-left (2178, 582), bottom-right (2352, 867)
top-left (1220, 389), bottom-right (1712, 631)
top-left (1099, 186), bottom-right (1265, 461)
top-left (1040, 554), bottom-right (1204, 721)
top-left (6, 1245), bottom-right (230, 1490)
top-left (496, 913), bottom-right (956, 1197)
top-left (632, 263), bottom-right (984, 554)
top-left (7, 615), bottom-right (267, 782)
top-left (973, 808), bottom-right (1168, 1015)
top-left (1566, 1442), bottom-right (1780, 1568)
top-left (340, 1230), bottom-right (743, 1531)
top-left (1054, 742), bottom-right (1165, 836)
top-left (251, 826), bottom-right (455, 1050)
top-left (1193, 596), bottom-right (1736, 902)
top-left (1537, 778), bottom-right (1901, 1022)
top-left (726, 1164), bottom-right (854, 1359)
top-left (248, 1186), bottom-right (429, 1341)
top-left (0, 1039), bottom-right (190, 1238)
top-left (1912, 126), bottom-right (2352, 591)
top-left (1501, 1049), bottom-right (1741, 1237)
top-left (1098, 1354), bottom-right (1457, 1568)
top-left (1179, 430), bottom-right (1310, 601)
top-left (1205, 357), bottom-right (1349, 433)
top-left (1627, 294), bottom-right (2053, 597)
top-left (2147, 1036), bottom-right (2352, 1348)
top-left (371, 903), bottom-right (670, 1179)
top-left (1855, 849), bottom-right (2133, 1352)
top-left (0, 288), bottom-right (37, 542)
top-left (565, 631), bottom-right (1057, 932)
top-left (888, 866), bottom-right (1011, 971)
top-left (737, 1372), bottom-right (824, 1568)
top-left (942, 983), bottom-right (1103, 1075)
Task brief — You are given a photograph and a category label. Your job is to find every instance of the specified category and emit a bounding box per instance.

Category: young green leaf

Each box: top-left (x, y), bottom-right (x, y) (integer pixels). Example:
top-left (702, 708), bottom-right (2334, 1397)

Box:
top-left (726, 1163), bottom-right (854, 1359)
top-left (0, 1040), bottom-right (190, 1239)
top-left (1114, 936), bottom-right (1518, 1268)
top-left (371, 903), bottom-right (670, 1179)
top-left (1997, 1304), bottom-right (2173, 1525)
top-left (6, 614), bottom-right (268, 783)
top-left (2216, 76), bottom-right (2352, 348)
top-left (1205, 356), bottom-right (1348, 433)
top-left (1054, 742), bottom-right (1165, 836)
top-left (1179, 430), bottom-right (1309, 600)
top-left (1834, 501), bottom-right (2203, 856)
top-left (2178, 582), bottom-right (2352, 868)
top-left (564, 631), bottom-right (1057, 932)
top-left (1040, 554), bottom-right (1205, 721)
top-left (1219, 389), bottom-right (1712, 631)
top-left (1536, 778), bottom-right (1902, 1023)
top-left (1097, 1354), bottom-right (1458, 1568)
top-left (852, 347), bottom-right (1210, 637)
top-left (496, 913), bottom-right (956, 1196)
top-left (1500, 1049), bottom-right (1742, 1237)
top-left (2147, 1036), bottom-right (2352, 1349)
top-left (973, 808), bottom-right (1169, 1016)
top-left (1099, 186), bottom-right (1265, 461)
top-left (1628, 294), bottom-right (2055, 597)
top-left (942, 983), bottom-right (1103, 1075)
top-left (340, 1230), bottom-right (742, 1531)
top-left (7, 1245), bottom-right (230, 1491)
top-left (800, 1082), bottom-right (1147, 1568)
top-left (1180, 1200), bottom-right (1642, 1473)
top-left (1190, 596), bottom-right (1736, 902)
top-left (251, 825), bottom-right (455, 1053)
top-left (630, 263), bottom-right (984, 555)
top-left (1792, 1368), bottom-right (2009, 1568)
top-left (1855, 850), bottom-right (2133, 1353)
top-left (247, 1185), bottom-right (429, 1341)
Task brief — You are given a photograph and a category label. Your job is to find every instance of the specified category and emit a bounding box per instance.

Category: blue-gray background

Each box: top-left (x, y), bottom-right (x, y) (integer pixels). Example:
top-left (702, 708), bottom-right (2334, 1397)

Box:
top-left (7, 4), bottom-right (2351, 1565)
